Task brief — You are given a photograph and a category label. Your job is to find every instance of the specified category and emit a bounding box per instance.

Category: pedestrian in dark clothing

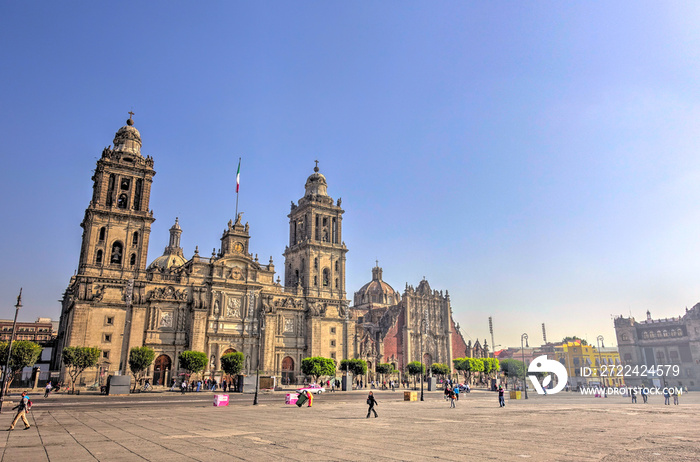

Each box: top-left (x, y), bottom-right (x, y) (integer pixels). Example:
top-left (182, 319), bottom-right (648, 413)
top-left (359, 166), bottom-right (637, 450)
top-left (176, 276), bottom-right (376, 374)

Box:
top-left (366, 391), bottom-right (378, 418)
top-left (498, 386), bottom-right (505, 407)
top-left (9, 392), bottom-right (30, 430)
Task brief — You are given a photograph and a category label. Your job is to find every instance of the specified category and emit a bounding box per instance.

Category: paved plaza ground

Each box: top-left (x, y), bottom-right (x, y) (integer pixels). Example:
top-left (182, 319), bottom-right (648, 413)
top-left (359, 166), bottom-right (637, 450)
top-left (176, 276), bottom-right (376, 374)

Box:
top-left (0, 388), bottom-right (698, 461)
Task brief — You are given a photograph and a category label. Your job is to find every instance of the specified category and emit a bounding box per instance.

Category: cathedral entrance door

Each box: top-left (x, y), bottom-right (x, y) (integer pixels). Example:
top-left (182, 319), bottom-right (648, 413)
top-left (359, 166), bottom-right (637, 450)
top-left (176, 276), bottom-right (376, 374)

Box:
top-left (282, 356), bottom-right (295, 385)
top-left (153, 354), bottom-right (171, 386)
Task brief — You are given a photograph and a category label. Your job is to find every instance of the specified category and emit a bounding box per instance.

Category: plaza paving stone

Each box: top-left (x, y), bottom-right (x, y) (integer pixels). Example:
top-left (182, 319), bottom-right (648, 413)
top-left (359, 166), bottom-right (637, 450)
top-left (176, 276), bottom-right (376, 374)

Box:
top-left (0, 389), bottom-right (698, 461)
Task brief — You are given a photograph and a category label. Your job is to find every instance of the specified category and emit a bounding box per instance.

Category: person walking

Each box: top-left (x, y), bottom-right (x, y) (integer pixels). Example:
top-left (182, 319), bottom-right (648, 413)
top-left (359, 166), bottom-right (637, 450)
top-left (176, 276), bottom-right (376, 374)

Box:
top-left (181, 380), bottom-right (187, 394)
top-left (664, 388), bottom-right (671, 405)
top-left (449, 389), bottom-right (456, 408)
top-left (673, 390), bottom-right (679, 405)
top-left (498, 386), bottom-right (505, 407)
top-left (631, 389), bottom-right (637, 403)
top-left (641, 388), bottom-right (648, 403)
top-left (9, 392), bottom-right (30, 431)
top-left (44, 381), bottom-right (52, 398)
top-left (366, 391), bottom-right (378, 418)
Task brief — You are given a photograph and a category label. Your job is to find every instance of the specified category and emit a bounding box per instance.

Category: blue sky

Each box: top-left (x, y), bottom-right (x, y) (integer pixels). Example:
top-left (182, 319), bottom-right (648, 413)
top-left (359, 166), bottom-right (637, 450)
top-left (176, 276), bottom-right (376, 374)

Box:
top-left (2, 2), bottom-right (700, 349)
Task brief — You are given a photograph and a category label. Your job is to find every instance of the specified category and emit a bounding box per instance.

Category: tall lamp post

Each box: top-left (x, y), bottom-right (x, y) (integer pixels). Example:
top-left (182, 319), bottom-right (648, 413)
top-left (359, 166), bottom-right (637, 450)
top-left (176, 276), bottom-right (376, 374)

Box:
top-left (253, 310), bottom-right (265, 405)
top-left (420, 317), bottom-right (424, 401)
top-left (596, 335), bottom-right (606, 395)
top-left (521, 333), bottom-right (529, 400)
top-left (0, 289), bottom-right (22, 414)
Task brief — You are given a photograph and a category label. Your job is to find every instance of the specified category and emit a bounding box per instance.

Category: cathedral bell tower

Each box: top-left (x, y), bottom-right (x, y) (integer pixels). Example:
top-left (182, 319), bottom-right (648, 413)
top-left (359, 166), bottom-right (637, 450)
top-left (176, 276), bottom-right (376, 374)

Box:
top-left (77, 114), bottom-right (156, 278)
top-left (284, 162), bottom-right (348, 299)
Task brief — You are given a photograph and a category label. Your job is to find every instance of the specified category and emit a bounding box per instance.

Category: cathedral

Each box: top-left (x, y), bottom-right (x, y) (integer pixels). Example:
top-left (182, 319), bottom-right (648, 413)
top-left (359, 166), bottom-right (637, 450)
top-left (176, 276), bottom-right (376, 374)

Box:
top-left (54, 115), bottom-right (477, 386)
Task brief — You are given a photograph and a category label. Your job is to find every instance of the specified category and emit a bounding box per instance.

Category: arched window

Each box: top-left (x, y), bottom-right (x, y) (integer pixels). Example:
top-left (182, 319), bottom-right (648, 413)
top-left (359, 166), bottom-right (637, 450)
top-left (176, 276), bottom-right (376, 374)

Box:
top-left (657, 330), bottom-right (662, 338)
top-left (314, 258), bottom-right (318, 269)
top-left (133, 179), bottom-right (143, 211)
top-left (106, 174), bottom-right (115, 207)
top-left (335, 278), bottom-right (339, 288)
top-left (323, 268), bottom-right (329, 286)
top-left (643, 331), bottom-right (648, 339)
top-left (677, 328), bottom-right (683, 336)
top-left (671, 330), bottom-right (676, 337)
top-left (335, 261), bottom-right (339, 272)
top-left (314, 276), bottom-right (318, 286)
top-left (295, 269), bottom-right (299, 285)
top-left (117, 193), bottom-right (128, 209)
top-left (132, 231), bottom-right (139, 246)
top-left (110, 242), bottom-right (123, 265)
top-left (99, 227), bottom-right (106, 242)
top-left (663, 330), bottom-right (668, 337)
top-left (95, 249), bottom-right (103, 265)
top-left (130, 253), bottom-right (136, 267)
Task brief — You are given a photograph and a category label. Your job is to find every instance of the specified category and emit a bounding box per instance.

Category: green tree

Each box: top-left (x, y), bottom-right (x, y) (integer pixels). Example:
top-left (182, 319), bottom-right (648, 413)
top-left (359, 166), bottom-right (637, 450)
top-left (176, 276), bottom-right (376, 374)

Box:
top-left (376, 363), bottom-right (392, 383)
top-left (0, 341), bottom-right (42, 393)
top-left (461, 357), bottom-right (484, 384)
top-left (62, 346), bottom-right (101, 393)
top-left (430, 363), bottom-right (449, 381)
top-left (500, 358), bottom-right (526, 379)
top-left (220, 352), bottom-right (245, 382)
top-left (128, 346), bottom-right (155, 392)
top-left (178, 351), bottom-right (207, 380)
top-left (340, 358), bottom-right (367, 377)
top-left (406, 361), bottom-right (425, 388)
top-left (482, 358), bottom-right (500, 377)
top-left (300, 357), bottom-right (336, 383)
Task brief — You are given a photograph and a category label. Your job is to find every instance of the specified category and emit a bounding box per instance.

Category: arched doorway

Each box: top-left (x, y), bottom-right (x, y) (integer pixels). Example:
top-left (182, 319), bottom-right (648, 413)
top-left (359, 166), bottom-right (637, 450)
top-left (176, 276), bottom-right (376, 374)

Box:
top-left (153, 354), bottom-right (171, 386)
top-left (222, 348), bottom-right (236, 356)
top-left (282, 356), bottom-right (295, 385)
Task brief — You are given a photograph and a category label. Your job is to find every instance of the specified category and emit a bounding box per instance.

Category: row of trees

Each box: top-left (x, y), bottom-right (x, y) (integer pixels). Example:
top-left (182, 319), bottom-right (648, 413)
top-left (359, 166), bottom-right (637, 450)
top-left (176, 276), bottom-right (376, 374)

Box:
top-left (453, 357), bottom-right (501, 384)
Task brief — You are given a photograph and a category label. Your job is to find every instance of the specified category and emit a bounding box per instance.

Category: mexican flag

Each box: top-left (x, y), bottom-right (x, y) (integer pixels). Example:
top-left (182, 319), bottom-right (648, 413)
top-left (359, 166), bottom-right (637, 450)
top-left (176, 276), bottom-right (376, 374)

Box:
top-left (236, 158), bottom-right (241, 193)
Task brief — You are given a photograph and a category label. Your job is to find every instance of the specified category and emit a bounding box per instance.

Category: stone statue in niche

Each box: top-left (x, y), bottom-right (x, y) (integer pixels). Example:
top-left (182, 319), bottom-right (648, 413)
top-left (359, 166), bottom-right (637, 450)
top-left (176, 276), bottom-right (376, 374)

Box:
top-left (227, 298), bottom-right (241, 318)
top-left (160, 312), bottom-right (173, 328)
top-left (213, 299), bottom-right (220, 316)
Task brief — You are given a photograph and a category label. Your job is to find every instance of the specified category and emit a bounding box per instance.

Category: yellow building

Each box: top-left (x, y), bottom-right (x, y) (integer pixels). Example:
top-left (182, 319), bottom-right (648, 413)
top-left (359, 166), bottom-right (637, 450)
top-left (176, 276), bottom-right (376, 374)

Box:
top-left (555, 341), bottom-right (625, 389)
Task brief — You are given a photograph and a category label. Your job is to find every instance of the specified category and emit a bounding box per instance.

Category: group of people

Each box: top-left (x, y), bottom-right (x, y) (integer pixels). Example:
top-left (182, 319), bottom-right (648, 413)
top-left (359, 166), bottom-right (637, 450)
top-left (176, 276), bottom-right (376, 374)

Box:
top-left (630, 388), bottom-right (681, 405)
top-left (173, 377), bottom-right (236, 393)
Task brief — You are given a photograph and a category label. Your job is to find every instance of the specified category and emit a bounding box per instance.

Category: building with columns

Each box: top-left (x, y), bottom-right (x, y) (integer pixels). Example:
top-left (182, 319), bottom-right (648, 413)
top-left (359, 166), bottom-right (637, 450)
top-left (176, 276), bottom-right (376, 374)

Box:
top-left (351, 265), bottom-right (470, 379)
top-left (54, 115), bottom-right (470, 387)
top-left (615, 305), bottom-right (700, 391)
top-left (54, 116), bottom-right (353, 386)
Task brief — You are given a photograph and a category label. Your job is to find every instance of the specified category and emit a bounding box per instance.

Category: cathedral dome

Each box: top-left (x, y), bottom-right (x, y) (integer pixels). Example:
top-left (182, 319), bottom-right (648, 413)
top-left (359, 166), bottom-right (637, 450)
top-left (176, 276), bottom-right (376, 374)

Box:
top-left (113, 117), bottom-right (142, 156)
top-left (354, 265), bottom-right (401, 306)
top-left (305, 163), bottom-right (328, 196)
top-left (147, 253), bottom-right (187, 272)
top-left (147, 218), bottom-right (186, 272)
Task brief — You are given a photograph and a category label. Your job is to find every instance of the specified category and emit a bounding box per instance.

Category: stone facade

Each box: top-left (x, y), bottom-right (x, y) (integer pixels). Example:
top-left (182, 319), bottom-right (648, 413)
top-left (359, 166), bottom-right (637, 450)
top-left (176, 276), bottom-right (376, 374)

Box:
top-left (614, 305), bottom-right (700, 390)
top-left (352, 265), bottom-right (470, 378)
top-left (54, 116), bottom-right (469, 386)
top-left (54, 117), bottom-right (353, 386)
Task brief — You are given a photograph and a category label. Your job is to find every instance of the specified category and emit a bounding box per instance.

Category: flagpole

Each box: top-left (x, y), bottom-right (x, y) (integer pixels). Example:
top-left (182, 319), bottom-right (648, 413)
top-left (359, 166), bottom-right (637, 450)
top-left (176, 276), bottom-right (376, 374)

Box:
top-left (235, 157), bottom-right (241, 220)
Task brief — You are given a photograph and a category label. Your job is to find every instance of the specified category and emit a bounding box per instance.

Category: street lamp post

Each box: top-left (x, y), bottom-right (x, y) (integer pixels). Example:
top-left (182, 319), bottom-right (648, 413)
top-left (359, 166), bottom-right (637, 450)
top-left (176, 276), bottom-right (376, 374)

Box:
top-left (521, 333), bottom-right (529, 400)
top-left (253, 310), bottom-right (265, 405)
top-left (420, 318), bottom-right (424, 401)
top-left (596, 335), bottom-right (606, 396)
top-left (0, 289), bottom-right (22, 414)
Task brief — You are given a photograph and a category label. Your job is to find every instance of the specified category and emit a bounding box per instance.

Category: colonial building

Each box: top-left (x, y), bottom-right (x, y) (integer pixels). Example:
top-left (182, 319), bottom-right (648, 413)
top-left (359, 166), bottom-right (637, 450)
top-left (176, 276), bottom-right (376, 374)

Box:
top-left (54, 115), bottom-right (469, 387)
top-left (54, 116), bottom-right (353, 386)
top-left (615, 305), bottom-right (700, 390)
top-left (351, 264), bottom-right (470, 379)
top-left (0, 317), bottom-right (56, 345)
